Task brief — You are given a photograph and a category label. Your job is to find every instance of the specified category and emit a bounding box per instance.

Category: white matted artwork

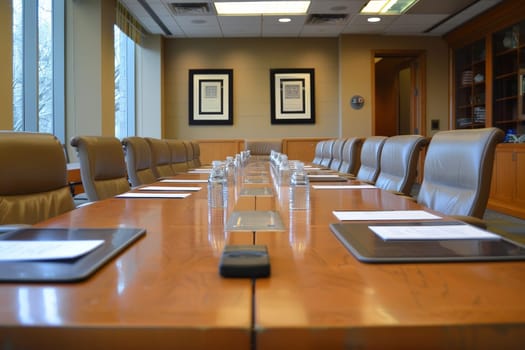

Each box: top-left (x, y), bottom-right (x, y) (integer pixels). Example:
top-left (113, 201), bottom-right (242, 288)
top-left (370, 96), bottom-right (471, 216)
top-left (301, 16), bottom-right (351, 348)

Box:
top-left (189, 69), bottom-right (233, 125)
top-left (270, 68), bottom-right (315, 124)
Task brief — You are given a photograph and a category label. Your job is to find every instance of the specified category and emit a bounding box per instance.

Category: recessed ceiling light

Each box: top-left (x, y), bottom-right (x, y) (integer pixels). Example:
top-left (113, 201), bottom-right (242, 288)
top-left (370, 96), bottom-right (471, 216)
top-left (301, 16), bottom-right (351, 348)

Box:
top-left (367, 17), bottom-right (381, 23)
top-left (279, 18), bottom-right (292, 23)
top-left (361, 0), bottom-right (419, 14)
top-left (215, 1), bottom-right (310, 15)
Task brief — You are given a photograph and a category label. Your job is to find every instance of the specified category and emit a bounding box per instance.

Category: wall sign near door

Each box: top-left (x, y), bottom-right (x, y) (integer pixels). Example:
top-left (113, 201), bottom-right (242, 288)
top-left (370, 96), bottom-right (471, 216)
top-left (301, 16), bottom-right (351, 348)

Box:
top-left (350, 95), bottom-right (365, 110)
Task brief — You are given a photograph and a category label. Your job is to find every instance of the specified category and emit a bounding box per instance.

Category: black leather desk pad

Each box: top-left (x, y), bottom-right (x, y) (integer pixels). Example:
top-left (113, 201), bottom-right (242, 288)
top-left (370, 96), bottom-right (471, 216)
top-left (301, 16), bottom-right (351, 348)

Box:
top-left (0, 227), bottom-right (146, 282)
top-left (330, 221), bottom-right (525, 263)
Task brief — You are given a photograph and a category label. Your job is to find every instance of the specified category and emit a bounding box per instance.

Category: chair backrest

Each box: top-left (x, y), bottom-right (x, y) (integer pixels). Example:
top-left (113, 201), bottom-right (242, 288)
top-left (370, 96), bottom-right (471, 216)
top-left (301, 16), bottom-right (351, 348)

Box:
top-left (417, 127), bottom-right (504, 219)
top-left (320, 139), bottom-right (335, 168)
top-left (184, 141), bottom-right (198, 169)
top-left (122, 137), bottom-right (157, 187)
top-left (329, 139), bottom-right (347, 171)
top-left (0, 132), bottom-right (75, 224)
top-left (166, 139), bottom-right (189, 173)
top-left (145, 137), bottom-right (175, 178)
top-left (312, 141), bottom-right (325, 165)
top-left (191, 141), bottom-right (202, 168)
top-left (374, 135), bottom-right (427, 195)
top-left (355, 136), bottom-right (387, 183)
top-left (338, 137), bottom-right (364, 175)
top-left (70, 136), bottom-right (130, 201)
top-left (245, 139), bottom-right (282, 161)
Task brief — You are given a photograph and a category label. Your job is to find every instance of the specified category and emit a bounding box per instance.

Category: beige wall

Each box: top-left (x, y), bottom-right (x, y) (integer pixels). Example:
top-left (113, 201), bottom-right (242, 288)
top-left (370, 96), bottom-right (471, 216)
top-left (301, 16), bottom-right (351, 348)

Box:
top-left (164, 38), bottom-right (340, 140)
top-left (339, 35), bottom-right (449, 137)
top-left (0, 0), bottom-right (12, 130)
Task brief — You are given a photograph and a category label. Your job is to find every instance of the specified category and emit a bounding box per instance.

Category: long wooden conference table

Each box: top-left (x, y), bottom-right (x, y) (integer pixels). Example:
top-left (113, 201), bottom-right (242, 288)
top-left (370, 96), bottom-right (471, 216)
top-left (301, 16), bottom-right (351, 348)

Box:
top-left (0, 161), bottom-right (524, 349)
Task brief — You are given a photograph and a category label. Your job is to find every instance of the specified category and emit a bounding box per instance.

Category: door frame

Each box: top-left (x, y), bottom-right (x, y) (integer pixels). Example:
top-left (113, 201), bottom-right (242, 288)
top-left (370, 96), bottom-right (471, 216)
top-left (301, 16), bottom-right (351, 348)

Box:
top-left (372, 50), bottom-right (427, 136)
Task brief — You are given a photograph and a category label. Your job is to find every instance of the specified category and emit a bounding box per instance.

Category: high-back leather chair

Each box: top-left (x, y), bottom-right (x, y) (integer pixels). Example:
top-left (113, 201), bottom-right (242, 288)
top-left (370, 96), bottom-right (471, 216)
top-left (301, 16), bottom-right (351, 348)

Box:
top-left (338, 137), bottom-right (363, 175)
top-left (355, 136), bottom-right (387, 183)
top-left (0, 132), bottom-right (75, 224)
top-left (122, 136), bottom-right (157, 187)
top-left (374, 135), bottom-right (427, 195)
top-left (312, 141), bottom-right (325, 165)
top-left (329, 139), bottom-right (347, 171)
top-left (245, 139), bottom-right (282, 161)
top-left (190, 141), bottom-right (202, 168)
top-left (166, 139), bottom-right (189, 173)
top-left (417, 127), bottom-right (504, 220)
top-left (145, 137), bottom-right (175, 178)
top-left (70, 136), bottom-right (130, 201)
top-left (320, 139), bottom-right (335, 168)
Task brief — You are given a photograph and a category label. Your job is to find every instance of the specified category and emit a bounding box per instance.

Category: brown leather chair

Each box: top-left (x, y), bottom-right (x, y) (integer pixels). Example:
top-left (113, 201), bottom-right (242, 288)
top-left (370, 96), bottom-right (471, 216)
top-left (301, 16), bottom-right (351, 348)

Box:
top-left (353, 136), bottom-right (387, 183)
top-left (122, 136), bottom-right (157, 187)
top-left (166, 139), bottom-right (189, 173)
top-left (145, 137), bottom-right (175, 178)
top-left (374, 135), bottom-right (427, 195)
top-left (338, 137), bottom-right (363, 175)
top-left (417, 127), bottom-right (504, 224)
top-left (190, 141), bottom-right (202, 168)
top-left (329, 139), bottom-right (347, 171)
top-left (183, 141), bottom-right (198, 169)
top-left (0, 132), bottom-right (75, 225)
top-left (245, 139), bottom-right (282, 161)
top-left (70, 136), bottom-right (130, 201)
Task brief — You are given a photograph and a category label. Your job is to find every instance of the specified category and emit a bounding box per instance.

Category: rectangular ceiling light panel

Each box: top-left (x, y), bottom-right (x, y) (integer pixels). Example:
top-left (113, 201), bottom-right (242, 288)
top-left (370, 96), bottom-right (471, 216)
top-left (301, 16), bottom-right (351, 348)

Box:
top-left (215, 1), bottom-right (310, 15)
top-left (361, 0), bottom-right (419, 14)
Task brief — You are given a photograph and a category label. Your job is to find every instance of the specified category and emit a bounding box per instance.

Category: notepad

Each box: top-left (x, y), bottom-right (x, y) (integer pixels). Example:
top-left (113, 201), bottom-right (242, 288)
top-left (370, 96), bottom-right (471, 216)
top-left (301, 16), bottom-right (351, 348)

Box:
top-left (117, 192), bottom-right (191, 199)
top-left (0, 240), bottom-right (104, 261)
top-left (313, 185), bottom-right (376, 189)
top-left (187, 169), bottom-right (211, 174)
top-left (139, 186), bottom-right (202, 191)
top-left (369, 224), bottom-right (500, 241)
top-left (160, 179), bottom-right (208, 183)
top-left (333, 210), bottom-right (441, 221)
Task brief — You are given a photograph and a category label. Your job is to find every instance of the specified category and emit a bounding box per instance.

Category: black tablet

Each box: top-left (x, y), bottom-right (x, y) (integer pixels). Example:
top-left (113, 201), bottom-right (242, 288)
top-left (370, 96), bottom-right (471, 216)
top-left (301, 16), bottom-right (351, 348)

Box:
top-left (330, 221), bottom-right (525, 263)
top-left (0, 227), bottom-right (146, 282)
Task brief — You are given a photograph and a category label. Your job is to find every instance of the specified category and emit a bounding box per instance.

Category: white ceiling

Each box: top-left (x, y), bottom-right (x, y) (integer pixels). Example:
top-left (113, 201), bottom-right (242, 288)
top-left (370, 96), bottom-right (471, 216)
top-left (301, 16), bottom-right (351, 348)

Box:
top-left (121, 0), bottom-right (503, 38)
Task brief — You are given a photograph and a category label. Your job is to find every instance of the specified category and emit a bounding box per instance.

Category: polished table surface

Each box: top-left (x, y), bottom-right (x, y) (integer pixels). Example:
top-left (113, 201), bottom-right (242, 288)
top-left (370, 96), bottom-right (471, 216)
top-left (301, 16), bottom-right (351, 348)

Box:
top-left (1, 164), bottom-right (525, 349)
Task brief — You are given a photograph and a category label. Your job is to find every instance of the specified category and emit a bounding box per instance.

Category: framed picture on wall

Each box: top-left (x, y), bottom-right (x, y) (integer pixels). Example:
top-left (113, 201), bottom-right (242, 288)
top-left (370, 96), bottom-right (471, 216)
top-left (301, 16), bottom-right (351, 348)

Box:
top-left (189, 69), bottom-right (233, 125)
top-left (270, 68), bottom-right (315, 124)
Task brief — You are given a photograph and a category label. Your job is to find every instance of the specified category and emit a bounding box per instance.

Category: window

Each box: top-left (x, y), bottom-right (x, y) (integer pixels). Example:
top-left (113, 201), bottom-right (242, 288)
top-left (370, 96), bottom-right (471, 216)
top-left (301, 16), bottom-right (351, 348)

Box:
top-left (12, 0), bottom-right (65, 141)
top-left (114, 25), bottom-right (135, 139)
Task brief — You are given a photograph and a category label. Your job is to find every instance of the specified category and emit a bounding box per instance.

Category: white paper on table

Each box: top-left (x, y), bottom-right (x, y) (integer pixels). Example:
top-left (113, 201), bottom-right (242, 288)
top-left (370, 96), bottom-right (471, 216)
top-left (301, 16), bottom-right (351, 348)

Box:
top-left (313, 185), bottom-right (376, 189)
top-left (369, 224), bottom-right (500, 241)
top-left (333, 210), bottom-right (441, 221)
top-left (116, 192), bottom-right (191, 199)
top-left (139, 186), bottom-right (202, 192)
top-left (187, 169), bottom-right (211, 174)
top-left (308, 174), bottom-right (341, 178)
top-left (0, 240), bottom-right (104, 261)
top-left (160, 179), bottom-right (208, 183)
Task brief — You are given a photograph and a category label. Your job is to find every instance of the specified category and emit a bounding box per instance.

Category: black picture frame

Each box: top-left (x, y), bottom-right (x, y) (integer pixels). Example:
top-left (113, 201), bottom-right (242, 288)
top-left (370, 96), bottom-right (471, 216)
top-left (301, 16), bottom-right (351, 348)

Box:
top-left (270, 68), bottom-right (315, 124)
top-left (189, 69), bottom-right (233, 125)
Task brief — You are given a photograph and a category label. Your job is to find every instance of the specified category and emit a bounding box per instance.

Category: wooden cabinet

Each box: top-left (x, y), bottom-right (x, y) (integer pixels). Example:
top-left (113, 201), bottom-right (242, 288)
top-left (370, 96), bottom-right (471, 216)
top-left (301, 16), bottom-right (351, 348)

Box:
top-left (282, 137), bottom-right (329, 163)
top-left (446, 1), bottom-right (525, 134)
top-left (488, 143), bottom-right (525, 219)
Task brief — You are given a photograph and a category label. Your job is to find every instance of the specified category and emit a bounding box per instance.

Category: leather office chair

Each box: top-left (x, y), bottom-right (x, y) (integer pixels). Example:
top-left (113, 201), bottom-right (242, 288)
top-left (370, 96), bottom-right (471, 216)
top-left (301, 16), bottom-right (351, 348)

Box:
top-left (184, 141), bottom-right (198, 169)
top-left (166, 139), bottom-right (189, 173)
top-left (417, 128), bottom-right (504, 226)
top-left (319, 139), bottom-right (335, 168)
top-left (245, 139), bottom-right (282, 161)
top-left (0, 132), bottom-right (75, 225)
top-left (190, 141), bottom-right (202, 168)
top-left (374, 135), bottom-right (427, 196)
top-left (145, 137), bottom-right (176, 178)
top-left (122, 137), bottom-right (157, 187)
top-left (70, 136), bottom-right (130, 201)
top-left (352, 136), bottom-right (387, 183)
top-left (329, 139), bottom-right (347, 171)
top-left (312, 141), bottom-right (325, 165)
top-left (338, 137), bottom-right (363, 175)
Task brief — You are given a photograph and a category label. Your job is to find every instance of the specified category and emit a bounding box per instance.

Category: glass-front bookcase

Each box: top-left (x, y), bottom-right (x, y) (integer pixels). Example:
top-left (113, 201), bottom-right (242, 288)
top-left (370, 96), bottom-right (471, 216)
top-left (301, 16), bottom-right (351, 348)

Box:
top-left (454, 39), bottom-right (486, 129)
